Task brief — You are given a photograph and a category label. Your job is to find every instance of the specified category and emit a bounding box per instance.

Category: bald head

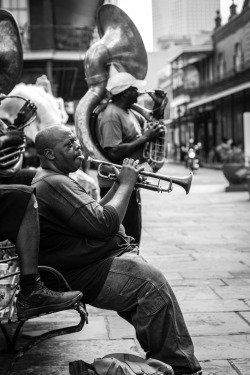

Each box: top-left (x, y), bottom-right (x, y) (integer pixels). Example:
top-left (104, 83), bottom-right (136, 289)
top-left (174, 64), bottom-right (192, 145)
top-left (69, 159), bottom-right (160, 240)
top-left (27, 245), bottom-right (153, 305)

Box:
top-left (35, 125), bottom-right (83, 175)
top-left (35, 125), bottom-right (68, 156)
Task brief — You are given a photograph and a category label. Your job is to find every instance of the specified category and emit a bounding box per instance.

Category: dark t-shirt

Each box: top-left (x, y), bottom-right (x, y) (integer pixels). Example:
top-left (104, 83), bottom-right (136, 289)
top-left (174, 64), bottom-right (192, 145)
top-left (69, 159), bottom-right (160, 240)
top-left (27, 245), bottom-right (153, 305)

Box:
top-left (32, 169), bottom-right (135, 302)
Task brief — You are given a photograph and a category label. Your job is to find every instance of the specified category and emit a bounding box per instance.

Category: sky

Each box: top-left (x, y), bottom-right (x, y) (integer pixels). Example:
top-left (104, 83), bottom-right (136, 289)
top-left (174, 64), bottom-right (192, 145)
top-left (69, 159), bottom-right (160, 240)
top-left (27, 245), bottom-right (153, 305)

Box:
top-left (117, 0), bottom-right (245, 52)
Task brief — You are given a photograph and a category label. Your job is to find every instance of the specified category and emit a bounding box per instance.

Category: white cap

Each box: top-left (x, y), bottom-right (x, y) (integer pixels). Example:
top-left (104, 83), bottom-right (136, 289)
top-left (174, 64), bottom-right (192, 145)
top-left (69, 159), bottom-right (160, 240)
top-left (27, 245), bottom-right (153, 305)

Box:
top-left (106, 72), bottom-right (147, 95)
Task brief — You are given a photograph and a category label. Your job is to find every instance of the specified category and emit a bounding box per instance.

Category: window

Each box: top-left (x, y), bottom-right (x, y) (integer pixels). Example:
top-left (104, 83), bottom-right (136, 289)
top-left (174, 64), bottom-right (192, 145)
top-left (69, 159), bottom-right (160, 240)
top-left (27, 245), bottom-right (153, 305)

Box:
top-left (234, 43), bottom-right (243, 72)
top-left (218, 53), bottom-right (225, 78)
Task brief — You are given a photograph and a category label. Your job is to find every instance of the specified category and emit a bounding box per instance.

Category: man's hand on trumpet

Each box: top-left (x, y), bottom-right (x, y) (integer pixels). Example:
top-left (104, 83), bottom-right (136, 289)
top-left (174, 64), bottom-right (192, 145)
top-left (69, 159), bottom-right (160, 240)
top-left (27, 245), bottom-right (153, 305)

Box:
top-left (98, 158), bottom-right (145, 223)
top-left (112, 158), bottom-right (145, 188)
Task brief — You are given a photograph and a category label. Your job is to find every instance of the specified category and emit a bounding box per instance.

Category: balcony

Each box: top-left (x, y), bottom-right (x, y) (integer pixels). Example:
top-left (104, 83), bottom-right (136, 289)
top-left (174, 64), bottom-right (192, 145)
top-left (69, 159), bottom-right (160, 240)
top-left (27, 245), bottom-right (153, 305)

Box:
top-left (20, 24), bottom-right (94, 52)
top-left (173, 58), bottom-right (250, 100)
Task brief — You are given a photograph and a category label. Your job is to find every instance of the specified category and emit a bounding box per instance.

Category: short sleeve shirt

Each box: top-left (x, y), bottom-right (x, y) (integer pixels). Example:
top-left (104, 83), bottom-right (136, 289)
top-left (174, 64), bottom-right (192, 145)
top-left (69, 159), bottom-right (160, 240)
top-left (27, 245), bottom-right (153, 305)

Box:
top-left (32, 169), bottom-right (135, 302)
top-left (97, 103), bottom-right (146, 162)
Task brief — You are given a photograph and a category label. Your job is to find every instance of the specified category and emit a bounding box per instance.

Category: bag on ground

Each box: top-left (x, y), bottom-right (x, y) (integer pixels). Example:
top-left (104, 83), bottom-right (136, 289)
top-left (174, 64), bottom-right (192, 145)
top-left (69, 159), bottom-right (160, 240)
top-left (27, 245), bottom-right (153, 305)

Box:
top-left (69, 353), bottom-right (174, 375)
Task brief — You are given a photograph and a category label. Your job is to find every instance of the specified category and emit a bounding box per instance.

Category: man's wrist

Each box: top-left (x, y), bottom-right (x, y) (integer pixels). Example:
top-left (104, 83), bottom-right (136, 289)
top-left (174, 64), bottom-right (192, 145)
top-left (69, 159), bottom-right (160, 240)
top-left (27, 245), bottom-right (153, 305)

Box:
top-left (139, 134), bottom-right (149, 143)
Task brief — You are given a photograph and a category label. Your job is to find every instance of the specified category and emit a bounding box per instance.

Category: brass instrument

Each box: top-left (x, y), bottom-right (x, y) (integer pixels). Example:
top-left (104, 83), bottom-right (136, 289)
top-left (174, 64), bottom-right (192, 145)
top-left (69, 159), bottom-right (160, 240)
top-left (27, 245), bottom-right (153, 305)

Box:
top-left (136, 89), bottom-right (168, 172)
top-left (75, 4), bottom-right (156, 163)
top-left (88, 157), bottom-right (193, 195)
top-left (0, 10), bottom-right (37, 177)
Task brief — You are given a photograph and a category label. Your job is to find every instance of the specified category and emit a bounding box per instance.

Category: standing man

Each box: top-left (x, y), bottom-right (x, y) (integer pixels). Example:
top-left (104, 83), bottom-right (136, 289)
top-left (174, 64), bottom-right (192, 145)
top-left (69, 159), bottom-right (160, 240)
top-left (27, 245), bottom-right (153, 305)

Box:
top-left (97, 72), bottom-right (165, 245)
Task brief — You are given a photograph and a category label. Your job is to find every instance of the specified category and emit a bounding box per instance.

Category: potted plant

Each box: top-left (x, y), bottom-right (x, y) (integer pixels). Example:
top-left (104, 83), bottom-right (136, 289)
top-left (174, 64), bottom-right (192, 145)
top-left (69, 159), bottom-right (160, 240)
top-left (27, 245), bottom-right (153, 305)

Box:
top-left (221, 144), bottom-right (249, 192)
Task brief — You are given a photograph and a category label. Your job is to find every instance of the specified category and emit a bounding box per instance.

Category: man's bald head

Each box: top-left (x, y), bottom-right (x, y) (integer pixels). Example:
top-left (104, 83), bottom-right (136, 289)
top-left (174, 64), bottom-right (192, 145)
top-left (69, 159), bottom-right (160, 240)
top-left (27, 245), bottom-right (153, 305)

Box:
top-left (35, 125), bottom-right (83, 174)
top-left (35, 125), bottom-right (68, 156)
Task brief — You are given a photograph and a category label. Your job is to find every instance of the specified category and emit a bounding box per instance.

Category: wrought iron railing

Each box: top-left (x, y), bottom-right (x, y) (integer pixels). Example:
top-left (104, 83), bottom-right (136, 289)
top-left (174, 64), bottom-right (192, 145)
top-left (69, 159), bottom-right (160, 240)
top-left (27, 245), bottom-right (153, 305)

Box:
top-left (173, 59), bottom-right (250, 99)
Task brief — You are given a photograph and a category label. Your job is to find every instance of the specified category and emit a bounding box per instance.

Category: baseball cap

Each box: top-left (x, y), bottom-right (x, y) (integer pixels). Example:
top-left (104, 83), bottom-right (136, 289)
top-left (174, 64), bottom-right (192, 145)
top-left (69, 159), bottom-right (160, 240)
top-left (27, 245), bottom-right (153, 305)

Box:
top-left (106, 72), bottom-right (147, 95)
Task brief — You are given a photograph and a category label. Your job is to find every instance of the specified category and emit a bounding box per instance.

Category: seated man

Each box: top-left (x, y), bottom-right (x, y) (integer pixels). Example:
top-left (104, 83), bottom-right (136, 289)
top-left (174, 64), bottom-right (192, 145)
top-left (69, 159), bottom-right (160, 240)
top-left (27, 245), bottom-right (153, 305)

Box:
top-left (32, 125), bottom-right (202, 375)
top-left (0, 131), bottom-right (82, 320)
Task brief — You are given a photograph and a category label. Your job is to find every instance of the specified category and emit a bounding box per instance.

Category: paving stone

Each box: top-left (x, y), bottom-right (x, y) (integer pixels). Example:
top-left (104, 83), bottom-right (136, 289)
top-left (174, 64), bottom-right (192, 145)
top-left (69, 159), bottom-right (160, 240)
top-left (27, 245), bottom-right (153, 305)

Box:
top-left (175, 299), bottom-right (250, 313)
top-left (230, 358), bottom-right (250, 375)
top-left (230, 271), bottom-right (250, 278)
top-left (199, 359), bottom-right (239, 375)
top-left (107, 315), bottom-right (136, 339)
top-left (238, 311), bottom-right (250, 325)
top-left (221, 278), bottom-right (250, 286)
top-left (184, 312), bottom-right (250, 336)
top-left (161, 272), bottom-right (184, 280)
top-left (170, 278), bottom-right (224, 287)
top-left (193, 335), bottom-right (250, 360)
top-left (213, 286), bottom-right (250, 299)
top-left (171, 286), bottom-right (220, 301)
top-left (180, 270), bottom-right (233, 279)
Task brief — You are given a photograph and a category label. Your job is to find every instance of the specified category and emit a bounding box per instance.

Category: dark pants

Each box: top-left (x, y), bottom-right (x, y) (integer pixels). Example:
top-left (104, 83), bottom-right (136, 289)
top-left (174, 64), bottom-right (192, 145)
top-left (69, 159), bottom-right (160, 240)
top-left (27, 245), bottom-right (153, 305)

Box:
top-left (0, 169), bottom-right (37, 243)
top-left (100, 187), bottom-right (142, 246)
top-left (0, 184), bottom-right (34, 243)
top-left (91, 252), bottom-right (201, 375)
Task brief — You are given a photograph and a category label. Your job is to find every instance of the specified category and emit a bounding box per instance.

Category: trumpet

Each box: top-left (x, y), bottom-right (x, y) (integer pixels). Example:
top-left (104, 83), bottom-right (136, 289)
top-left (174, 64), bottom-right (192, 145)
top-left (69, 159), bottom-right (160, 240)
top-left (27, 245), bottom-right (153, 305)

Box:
top-left (88, 157), bottom-right (193, 195)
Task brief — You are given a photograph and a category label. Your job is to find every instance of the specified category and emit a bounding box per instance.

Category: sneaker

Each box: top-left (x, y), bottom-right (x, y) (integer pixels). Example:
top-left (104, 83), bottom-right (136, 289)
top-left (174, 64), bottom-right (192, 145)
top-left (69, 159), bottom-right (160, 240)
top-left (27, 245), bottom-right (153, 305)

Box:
top-left (16, 279), bottom-right (83, 320)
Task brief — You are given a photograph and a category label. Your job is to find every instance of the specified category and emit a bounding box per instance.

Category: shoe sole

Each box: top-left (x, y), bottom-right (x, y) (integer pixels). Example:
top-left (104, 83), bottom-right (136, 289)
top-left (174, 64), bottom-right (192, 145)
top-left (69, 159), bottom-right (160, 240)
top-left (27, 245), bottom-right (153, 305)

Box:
top-left (17, 292), bottom-right (83, 320)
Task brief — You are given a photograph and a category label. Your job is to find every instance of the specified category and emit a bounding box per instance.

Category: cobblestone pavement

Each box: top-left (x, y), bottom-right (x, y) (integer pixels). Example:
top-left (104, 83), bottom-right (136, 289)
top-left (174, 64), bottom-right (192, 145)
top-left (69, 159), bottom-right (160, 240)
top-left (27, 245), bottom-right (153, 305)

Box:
top-left (1, 163), bottom-right (250, 375)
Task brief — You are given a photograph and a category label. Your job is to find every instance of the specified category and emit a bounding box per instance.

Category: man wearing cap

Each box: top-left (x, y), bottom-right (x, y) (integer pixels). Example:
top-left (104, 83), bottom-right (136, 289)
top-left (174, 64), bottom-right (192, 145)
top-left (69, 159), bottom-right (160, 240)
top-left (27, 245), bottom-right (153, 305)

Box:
top-left (97, 72), bottom-right (164, 245)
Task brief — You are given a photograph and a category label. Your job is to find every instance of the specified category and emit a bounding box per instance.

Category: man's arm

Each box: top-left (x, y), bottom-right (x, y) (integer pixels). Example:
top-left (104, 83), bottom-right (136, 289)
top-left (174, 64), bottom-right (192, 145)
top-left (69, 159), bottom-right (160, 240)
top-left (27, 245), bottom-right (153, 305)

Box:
top-left (105, 123), bottom-right (165, 162)
top-left (99, 180), bottom-right (119, 206)
top-left (100, 158), bottom-right (143, 223)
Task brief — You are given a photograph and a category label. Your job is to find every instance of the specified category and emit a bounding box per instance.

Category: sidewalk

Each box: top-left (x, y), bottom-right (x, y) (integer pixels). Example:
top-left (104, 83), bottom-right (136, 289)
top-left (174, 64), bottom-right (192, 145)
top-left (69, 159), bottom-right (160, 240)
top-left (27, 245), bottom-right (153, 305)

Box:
top-left (1, 163), bottom-right (250, 375)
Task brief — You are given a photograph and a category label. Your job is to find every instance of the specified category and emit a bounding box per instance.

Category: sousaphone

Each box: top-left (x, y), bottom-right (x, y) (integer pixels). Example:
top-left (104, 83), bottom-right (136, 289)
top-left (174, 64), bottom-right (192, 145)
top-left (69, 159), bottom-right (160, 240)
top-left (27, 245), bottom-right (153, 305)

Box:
top-left (75, 3), bottom-right (148, 161)
top-left (0, 9), bottom-right (37, 177)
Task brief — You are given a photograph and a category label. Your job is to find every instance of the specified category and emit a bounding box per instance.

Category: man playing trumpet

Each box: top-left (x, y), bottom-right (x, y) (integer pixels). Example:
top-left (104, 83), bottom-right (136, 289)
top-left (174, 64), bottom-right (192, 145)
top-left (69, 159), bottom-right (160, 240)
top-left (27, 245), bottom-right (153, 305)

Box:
top-left (31, 124), bottom-right (202, 375)
top-left (96, 71), bottom-right (165, 245)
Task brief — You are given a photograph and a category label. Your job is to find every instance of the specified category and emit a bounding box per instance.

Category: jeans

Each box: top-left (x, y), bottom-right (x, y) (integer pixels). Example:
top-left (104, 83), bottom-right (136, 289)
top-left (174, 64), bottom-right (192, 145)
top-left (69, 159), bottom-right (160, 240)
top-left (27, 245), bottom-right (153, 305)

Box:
top-left (90, 252), bottom-right (201, 375)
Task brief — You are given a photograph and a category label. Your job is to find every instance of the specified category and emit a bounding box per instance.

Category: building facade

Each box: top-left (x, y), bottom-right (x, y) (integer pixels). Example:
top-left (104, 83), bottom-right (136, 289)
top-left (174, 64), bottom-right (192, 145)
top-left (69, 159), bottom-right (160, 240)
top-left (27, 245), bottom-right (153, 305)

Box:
top-left (161, 0), bottom-right (250, 163)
